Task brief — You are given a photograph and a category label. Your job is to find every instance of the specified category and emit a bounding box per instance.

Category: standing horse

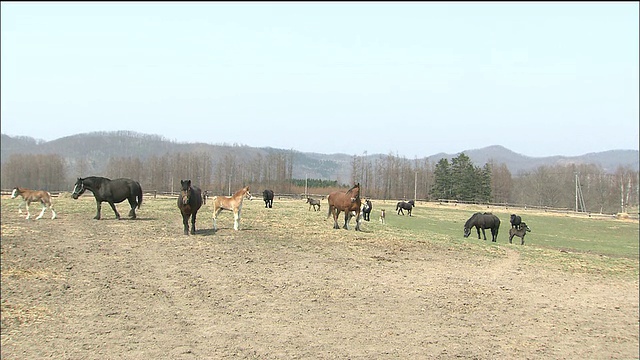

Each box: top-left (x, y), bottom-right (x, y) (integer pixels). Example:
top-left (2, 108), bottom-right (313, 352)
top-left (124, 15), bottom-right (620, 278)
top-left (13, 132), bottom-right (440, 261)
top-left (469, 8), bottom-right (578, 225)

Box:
top-left (212, 185), bottom-right (253, 232)
top-left (509, 222), bottom-right (531, 245)
top-left (326, 183), bottom-right (362, 231)
top-left (361, 199), bottom-right (373, 221)
top-left (177, 180), bottom-right (202, 235)
top-left (396, 200), bottom-right (415, 216)
top-left (72, 176), bottom-right (142, 220)
top-left (464, 212), bottom-right (501, 242)
top-left (11, 187), bottom-right (57, 220)
top-left (263, 189), bottom-right (274, 208)
top-left (306, 197), bottom-right (321, 211)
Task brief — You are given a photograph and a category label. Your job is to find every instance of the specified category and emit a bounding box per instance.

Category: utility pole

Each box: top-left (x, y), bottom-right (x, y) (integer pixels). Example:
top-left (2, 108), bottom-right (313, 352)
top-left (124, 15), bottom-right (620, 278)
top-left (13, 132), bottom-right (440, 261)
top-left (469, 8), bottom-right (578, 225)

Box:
top-left (305, 174), bottom-right (308, 197)
top-left (575, 172), bottom-right (586, 212)
top-left (414, 171), bottom-right (418, 201)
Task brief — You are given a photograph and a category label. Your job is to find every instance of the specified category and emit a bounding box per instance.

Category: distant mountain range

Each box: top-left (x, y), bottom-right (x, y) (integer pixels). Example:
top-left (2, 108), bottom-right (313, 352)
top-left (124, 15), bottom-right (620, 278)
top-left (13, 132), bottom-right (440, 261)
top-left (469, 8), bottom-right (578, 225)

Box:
top-left (2, 131), bottom-right (638, 181)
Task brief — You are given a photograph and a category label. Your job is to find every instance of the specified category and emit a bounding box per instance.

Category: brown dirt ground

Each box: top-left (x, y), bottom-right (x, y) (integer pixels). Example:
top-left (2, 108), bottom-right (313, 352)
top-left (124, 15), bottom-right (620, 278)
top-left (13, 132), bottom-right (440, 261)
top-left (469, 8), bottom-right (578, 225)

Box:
top-left (1, 195), bottom-right (638, 359)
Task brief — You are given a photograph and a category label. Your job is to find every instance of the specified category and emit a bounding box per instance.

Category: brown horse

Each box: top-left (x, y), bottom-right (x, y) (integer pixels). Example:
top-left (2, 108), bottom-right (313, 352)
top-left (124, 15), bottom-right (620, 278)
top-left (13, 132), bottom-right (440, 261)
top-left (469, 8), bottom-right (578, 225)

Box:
top-left (326, 183), bottom-right (362, 231)
top-left (212, 185), bottom-right (253, 232)
top-left (177, 180), bottom-right (202, 235)
top-left (11, 187), bottom-right (57, 220)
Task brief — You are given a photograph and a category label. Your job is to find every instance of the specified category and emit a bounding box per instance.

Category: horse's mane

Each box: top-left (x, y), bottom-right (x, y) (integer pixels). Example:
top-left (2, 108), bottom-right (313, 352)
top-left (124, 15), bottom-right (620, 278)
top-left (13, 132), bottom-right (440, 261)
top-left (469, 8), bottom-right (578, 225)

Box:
top-left (464, 212), bottom-right (482, 228)
top-left (345, 184), bottom-right (360, 198)
top-left (232, 186), bottom-right (249, 197)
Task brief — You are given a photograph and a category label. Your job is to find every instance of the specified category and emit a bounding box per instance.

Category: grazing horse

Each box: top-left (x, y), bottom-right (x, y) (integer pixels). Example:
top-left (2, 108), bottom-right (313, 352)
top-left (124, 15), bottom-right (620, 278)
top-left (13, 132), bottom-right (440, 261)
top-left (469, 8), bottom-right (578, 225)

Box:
top-left (326, 183), bottom-right (362, 231)
top-left (306, 197), bottom-right (321, 211)
top-left (510, 214), bottom-right (522, 230)
top-left (263, 189), bottom-right (274, 208)
top-left (72, 176), bottom-right (142, 220)
top-left (212, 185), bottom-right (253, 232)
top-left (11, 187), bottom-right (57, 220)
top-left (177, 180), bottom-right (202, 235)
top-left (509, 222), bottom-right (531, 245)
top-left (361, 199), bottom-right (373, 221)
top-left (396, 200), bottom-right (415, 216)
top-left (464, 212), bottom-right (501, 242)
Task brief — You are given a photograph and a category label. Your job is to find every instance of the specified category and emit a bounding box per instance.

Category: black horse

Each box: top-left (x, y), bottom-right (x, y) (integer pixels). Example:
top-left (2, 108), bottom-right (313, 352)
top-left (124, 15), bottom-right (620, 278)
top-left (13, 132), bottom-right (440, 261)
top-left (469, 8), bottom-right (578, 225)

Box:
top-left (510, 214), bottom-right (522, 230)
top-left (263, 189), bottom-right (274, 208)
top-left (464, 212), bottom-right (501, 242)
top-left (178, 179), bottom-right (202, 235)
top-left (396, 200), bottom-right (415, 216)
top-left (72, 176), bottom-right (142, 220)
top-left (362, 199), bottom-right (373, 221)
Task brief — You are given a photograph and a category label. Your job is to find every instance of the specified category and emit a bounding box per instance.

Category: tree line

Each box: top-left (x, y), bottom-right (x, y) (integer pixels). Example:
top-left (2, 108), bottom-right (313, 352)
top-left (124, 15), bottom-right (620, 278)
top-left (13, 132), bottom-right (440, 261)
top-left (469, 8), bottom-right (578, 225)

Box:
top-left (2, 151), bottom-right (638, 214)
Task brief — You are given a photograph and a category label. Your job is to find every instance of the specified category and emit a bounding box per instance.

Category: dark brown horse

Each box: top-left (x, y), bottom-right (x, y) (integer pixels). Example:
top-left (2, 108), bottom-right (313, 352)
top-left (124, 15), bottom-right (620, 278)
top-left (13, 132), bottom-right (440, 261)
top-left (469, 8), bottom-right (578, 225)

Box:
top-left (464, 212), bottom-right (501, 242)
top-left (177, 179), bottom-right (202, 235)
top-left (72, 176), bottom-right (142, 220)
top-left (326, 183), bottom-right (362, 231)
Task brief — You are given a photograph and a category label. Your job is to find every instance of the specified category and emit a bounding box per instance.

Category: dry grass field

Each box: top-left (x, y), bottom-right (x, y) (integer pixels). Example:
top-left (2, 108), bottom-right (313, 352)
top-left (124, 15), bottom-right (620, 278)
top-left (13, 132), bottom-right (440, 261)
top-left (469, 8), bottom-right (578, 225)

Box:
top-left (1, 193), bottom-right (638, 359)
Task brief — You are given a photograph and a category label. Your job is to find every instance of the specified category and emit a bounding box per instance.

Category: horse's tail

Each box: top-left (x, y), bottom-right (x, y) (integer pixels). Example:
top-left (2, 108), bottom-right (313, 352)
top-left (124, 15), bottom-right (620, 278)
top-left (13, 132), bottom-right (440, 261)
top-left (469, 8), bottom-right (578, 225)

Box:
top-left (136, 182), bottom-right (143, 209)
top-left (326, 198), bottom-right (333, 220)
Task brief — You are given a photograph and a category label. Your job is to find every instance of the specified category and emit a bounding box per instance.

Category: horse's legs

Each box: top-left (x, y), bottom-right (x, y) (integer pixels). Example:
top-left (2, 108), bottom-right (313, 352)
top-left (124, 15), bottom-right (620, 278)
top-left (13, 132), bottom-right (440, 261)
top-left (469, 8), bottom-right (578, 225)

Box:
top-left (475, 227), bottom-right (481, 240)
top-left (35, 201), bottom-right (47, 220)
top-left (107, 201), bottom-right (121, 220)
top-left (94, 201), bottom-right (102, 220)
top-left (182, 213), bottom-right (190, 235)
top-left (233, 209), bottom-right (241, 231)
top-left (342, 211), bottom-right (350, 230)
top-left (213, 208), bottom-right (223, 232)
top-left (127, 197), bottom-right (137, 219)
top-left (355, 211), bottom-right (362, 231)
top-left (50, 203), bottom-right (57, 219)
top-left (333, 209), bottom-right (341, 229)
top-left (17, 200), bottom-right (25, 215)
top-left (191, 212), bottom-right (197, 235)
top-left (24, 201), bottom-right (31, 220)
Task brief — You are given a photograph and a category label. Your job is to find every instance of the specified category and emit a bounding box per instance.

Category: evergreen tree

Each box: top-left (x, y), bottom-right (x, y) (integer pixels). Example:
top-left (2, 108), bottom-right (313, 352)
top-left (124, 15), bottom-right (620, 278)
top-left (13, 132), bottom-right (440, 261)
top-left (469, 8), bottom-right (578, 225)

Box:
top-left (431, 158), bottom-right (452, 199)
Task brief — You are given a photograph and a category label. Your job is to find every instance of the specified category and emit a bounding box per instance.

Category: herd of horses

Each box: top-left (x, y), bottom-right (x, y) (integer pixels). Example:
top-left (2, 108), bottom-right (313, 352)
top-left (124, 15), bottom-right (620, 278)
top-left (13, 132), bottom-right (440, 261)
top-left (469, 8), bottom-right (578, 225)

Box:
top-left (9, 179), bottom-right (531, 244)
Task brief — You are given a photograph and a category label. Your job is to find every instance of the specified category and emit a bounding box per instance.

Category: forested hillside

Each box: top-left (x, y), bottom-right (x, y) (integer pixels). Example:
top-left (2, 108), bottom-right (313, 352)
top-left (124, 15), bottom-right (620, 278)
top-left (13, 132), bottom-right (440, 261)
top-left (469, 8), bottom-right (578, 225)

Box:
top-left (2, 131), bottom-right (638, 214)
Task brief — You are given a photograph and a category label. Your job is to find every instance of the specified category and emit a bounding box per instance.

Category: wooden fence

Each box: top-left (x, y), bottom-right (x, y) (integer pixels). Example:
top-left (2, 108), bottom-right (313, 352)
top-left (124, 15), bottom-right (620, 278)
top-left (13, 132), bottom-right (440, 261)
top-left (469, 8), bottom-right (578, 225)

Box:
top-left (2, 189), bottom-right (636, 219)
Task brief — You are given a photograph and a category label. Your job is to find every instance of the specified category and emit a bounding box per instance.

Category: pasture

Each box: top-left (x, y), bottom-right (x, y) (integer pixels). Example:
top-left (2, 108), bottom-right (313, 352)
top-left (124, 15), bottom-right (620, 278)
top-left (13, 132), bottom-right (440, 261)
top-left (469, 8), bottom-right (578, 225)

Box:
top-left (1, 194), bottom-right (638, 359)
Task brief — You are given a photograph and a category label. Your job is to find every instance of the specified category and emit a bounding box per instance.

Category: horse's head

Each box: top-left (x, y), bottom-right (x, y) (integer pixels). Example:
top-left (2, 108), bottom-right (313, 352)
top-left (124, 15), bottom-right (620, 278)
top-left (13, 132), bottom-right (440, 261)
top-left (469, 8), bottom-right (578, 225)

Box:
top-left (522, 222), bottom-right (531, 232)
top-left (243, 186), bottom-right (253, 200)
top-left (180, 180), bottom-right (192, 205)
top-left (10, 187), bottom-right (20, 199)
top-left (72, 178), bottom-right (86, 199)
top-left (463, 213), bottom-right (480, 237)
top-left (347, 183), bottom-right (360, 202)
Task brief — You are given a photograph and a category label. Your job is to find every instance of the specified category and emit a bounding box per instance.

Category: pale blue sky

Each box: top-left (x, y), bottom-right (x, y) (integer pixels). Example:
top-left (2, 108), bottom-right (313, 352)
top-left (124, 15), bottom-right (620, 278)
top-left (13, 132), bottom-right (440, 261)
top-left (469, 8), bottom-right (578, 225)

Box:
top-left (2, 1), bottom-right (638, 158)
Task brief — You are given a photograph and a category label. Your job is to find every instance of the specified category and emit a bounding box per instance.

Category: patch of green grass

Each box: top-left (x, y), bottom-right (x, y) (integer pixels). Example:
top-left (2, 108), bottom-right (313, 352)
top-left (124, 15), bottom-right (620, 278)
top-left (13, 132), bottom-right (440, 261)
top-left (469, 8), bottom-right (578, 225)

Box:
top-left (378, 202), bottom-right (639, 277)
